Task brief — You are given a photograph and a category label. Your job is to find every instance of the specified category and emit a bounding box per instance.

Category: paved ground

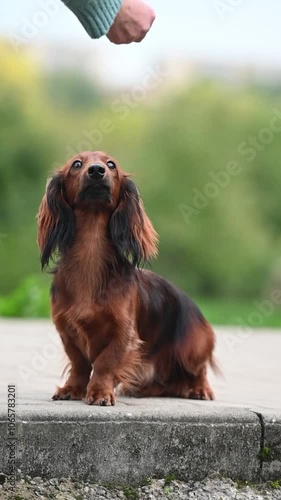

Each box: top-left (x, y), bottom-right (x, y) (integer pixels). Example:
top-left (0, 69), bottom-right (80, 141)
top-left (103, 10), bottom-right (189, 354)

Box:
top-left (0, 319), bottom-right (280, 411)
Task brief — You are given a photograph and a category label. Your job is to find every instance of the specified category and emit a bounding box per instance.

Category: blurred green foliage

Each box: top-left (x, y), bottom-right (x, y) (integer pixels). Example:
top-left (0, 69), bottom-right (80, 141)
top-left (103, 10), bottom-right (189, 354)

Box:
top-left (1, 42), bottom-right (281, 321)
top-left (0, 275), bottom-right (50, 318)
top-left (2, 275), bottom-right (281, 327)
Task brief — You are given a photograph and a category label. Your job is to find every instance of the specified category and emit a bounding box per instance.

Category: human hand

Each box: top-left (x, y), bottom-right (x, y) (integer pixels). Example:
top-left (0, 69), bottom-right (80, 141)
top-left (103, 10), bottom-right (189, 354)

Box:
top-left (107, 0), bottom-right (156, 44)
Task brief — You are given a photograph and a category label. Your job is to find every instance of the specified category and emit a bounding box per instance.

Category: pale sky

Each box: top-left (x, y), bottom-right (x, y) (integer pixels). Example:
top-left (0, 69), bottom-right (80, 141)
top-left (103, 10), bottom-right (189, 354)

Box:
top-left (1, 1), bottom-right (281, 84)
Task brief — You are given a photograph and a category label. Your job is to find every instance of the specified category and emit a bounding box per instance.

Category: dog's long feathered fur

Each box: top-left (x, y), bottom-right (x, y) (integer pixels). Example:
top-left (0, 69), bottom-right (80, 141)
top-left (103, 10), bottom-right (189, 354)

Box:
top-left (37, 151), bottom-right (216, 405)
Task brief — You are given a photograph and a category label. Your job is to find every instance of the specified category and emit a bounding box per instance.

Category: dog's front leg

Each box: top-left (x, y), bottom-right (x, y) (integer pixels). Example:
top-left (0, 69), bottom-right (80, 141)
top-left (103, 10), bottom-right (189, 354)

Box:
top-left (85, 332), bottom-right (140, 406)
top-left (52, 316), bottom-right (92, 401)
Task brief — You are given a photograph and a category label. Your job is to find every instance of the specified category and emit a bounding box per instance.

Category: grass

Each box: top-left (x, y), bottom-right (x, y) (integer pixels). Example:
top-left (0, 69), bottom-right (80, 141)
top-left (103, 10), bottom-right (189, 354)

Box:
top-left (164, 473), bottom-right (176, 485)
top-left (270, 479), bottom-right (281, 490)
top-left (0, 275), bottom-right (50, 318)
top-left (259, 446), bottom-right (275, 462)
top-left (196, 296), bottom-right (281, 328)
top-left (0, 275), bottom-right (281, 327)
top-left (123, 486), bottom-right (138, 499)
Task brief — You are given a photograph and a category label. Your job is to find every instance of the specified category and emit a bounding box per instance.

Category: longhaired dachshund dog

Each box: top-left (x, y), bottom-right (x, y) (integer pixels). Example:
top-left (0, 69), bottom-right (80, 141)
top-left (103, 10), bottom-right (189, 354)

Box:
top-left (37, 151), bottom-right (216, 406)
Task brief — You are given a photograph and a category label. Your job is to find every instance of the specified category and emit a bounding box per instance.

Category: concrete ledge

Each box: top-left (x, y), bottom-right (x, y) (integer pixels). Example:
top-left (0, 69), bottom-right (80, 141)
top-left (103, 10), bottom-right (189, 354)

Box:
top-left (0, 398), bottom-right (267, 485)
top-left (260, 411), bottom-right (281, 481)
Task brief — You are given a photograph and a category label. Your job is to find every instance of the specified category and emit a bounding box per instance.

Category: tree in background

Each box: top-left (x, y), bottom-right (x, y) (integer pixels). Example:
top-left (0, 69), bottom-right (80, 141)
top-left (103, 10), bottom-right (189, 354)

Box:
top-left (1, 42), bottom-right (281, 311)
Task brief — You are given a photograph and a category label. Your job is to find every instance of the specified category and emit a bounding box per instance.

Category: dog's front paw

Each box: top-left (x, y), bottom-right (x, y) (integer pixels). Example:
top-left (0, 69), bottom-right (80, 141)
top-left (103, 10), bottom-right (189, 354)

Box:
top-left (84, 389), bottom-right (116, 406)
top-left (188, 385), bottom-right (214, 401)
top-left (52, 385), bottom-right (86, 401)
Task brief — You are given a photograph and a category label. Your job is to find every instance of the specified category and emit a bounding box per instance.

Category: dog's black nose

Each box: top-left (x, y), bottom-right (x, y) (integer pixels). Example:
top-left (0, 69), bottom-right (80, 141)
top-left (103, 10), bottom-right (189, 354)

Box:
top-left (88, 164), bottom-right (105, 179)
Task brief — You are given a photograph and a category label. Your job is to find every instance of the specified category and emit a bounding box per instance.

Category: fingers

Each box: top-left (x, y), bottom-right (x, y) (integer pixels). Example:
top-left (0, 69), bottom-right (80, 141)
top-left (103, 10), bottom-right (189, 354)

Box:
top-left (106, 0), bottom-right (156, 45)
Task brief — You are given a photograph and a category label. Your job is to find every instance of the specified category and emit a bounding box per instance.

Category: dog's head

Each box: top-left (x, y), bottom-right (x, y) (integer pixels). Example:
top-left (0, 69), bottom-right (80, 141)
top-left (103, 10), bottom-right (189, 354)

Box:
top-left (37, 151), bottom-right (158, 269)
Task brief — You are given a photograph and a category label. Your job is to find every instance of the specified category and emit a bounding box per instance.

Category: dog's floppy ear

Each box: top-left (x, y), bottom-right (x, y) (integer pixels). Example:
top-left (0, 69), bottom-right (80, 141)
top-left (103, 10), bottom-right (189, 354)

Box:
top-left (37, 174), bottom-right (75, 269)
top-left (110, 176), bottom-right (158, 267)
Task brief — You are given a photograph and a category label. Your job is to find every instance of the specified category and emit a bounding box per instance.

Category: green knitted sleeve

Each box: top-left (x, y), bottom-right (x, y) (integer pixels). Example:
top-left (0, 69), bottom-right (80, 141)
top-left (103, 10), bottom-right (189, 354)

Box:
top-left (62, 0), bottom-right (123, 39)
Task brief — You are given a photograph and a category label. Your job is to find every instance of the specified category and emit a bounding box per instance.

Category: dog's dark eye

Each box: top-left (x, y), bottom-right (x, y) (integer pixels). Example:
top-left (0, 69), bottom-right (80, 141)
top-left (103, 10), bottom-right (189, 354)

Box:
top-left (71, 160), bottom-right (82, 170)
top-left (107, 160), bottom-right (116, 170)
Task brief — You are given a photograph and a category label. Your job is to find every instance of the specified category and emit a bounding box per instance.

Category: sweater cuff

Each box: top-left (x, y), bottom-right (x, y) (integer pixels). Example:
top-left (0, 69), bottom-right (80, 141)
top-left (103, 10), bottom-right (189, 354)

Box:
top-left (62, 0), bottom-right (123, 39)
